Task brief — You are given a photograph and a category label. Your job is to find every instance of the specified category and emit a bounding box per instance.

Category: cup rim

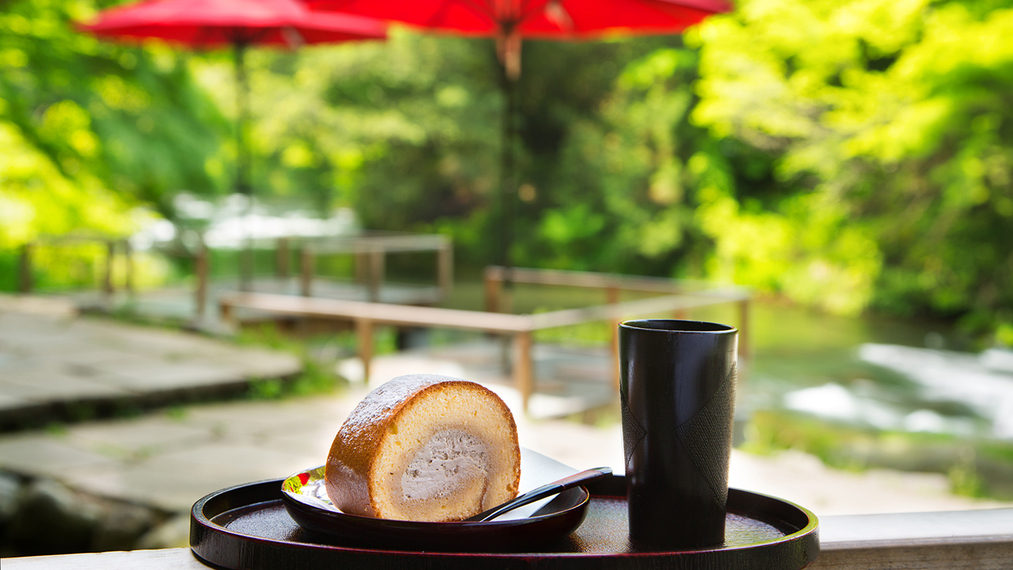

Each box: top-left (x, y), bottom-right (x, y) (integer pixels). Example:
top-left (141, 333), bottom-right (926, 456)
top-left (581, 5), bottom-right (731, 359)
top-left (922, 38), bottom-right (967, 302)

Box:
top-left (620, 319), bottom-right (737, 334)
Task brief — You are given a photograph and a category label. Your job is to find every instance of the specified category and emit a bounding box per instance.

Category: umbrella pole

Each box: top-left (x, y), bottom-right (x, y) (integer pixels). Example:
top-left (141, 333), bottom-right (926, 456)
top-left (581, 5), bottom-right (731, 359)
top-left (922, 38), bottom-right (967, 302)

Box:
top-left (495, 59), bottom-right (519, 374)
top-left (498, 60), bottom-right (517, 290)
top-left (235, 41), bottom-right (253, 292)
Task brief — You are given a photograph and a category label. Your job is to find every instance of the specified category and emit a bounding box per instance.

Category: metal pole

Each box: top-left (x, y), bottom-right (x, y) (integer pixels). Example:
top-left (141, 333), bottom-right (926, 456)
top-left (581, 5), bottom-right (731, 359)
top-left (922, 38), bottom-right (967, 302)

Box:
top-left (235, 41), bottom-right (253, 292)
top-left (498, 59), bottom-right (517, 281)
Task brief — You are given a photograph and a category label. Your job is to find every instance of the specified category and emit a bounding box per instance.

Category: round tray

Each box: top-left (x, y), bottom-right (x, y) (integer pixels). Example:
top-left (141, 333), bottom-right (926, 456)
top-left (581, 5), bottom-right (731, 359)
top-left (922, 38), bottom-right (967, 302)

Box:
top-left (190, 475), bottom-right (819, 570)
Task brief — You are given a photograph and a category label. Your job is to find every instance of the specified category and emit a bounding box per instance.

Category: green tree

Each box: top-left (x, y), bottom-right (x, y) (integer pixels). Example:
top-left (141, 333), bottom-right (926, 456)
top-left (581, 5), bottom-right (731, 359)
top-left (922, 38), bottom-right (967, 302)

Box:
top-left (221, 31), bottom-right (680, 269)
top-left (1, 0), bottom-right (228, 289)
top-left (688, 0), bottom-right (1013, 338)
top-left (190, 30), bottom-right (503, 265)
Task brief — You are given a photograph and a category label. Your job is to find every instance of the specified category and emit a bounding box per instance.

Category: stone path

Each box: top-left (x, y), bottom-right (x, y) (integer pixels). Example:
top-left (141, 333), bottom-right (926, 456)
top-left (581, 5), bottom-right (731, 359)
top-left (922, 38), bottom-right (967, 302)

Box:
top-left (0, 295), bottom-right (301, 429)
top-left (0, 298), bottom-right (1010, 556)
top-left (2, 382), bottom-right (1006, 518)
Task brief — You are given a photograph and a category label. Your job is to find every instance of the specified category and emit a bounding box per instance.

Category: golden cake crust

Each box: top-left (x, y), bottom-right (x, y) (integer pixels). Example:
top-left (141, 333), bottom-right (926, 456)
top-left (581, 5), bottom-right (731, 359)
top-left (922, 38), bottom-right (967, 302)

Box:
top-left (324, 374), bottom-right (520, 520)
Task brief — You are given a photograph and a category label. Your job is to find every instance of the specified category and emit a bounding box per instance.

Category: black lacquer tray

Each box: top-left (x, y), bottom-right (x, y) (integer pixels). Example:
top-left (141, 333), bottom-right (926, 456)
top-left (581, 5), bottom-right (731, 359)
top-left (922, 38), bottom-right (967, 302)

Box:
top-left (190, 475), bottom-right (819, 570)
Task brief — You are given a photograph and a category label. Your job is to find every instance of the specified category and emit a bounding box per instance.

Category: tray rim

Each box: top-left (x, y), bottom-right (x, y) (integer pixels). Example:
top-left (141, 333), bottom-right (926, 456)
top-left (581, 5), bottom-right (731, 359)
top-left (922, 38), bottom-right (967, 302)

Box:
top-left (191, 475), bottom-right (820, 568)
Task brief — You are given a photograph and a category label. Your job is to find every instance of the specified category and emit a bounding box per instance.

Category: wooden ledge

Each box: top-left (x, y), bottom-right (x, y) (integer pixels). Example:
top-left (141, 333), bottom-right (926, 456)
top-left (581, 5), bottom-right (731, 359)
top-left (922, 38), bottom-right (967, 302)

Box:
top-left (5, 509), bottom-right (1013, 569)
top-left (811, 508), bottom-right (1013, 569)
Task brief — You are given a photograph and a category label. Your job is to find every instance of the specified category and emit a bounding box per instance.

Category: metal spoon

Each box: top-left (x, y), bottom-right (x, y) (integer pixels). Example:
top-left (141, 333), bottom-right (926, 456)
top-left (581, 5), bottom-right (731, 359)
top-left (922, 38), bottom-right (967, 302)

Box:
top-left (465, 467), bottom-right (613, 522)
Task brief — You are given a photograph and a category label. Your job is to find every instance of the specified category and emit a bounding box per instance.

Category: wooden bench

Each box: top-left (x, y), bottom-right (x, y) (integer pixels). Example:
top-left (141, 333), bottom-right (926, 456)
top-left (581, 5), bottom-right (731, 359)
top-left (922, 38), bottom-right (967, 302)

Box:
top-left (484, 266), bottom-right (753, 361)
top-left (219, 292), bottom-right (540, 408)
top-left (219, 287), bottom-right (751, 411)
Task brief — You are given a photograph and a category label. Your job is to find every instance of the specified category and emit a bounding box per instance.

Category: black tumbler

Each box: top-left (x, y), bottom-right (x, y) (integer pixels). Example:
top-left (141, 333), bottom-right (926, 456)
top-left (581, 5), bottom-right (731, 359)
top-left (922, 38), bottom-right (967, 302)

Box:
top-left (619, 319), bottom-right (738, 550)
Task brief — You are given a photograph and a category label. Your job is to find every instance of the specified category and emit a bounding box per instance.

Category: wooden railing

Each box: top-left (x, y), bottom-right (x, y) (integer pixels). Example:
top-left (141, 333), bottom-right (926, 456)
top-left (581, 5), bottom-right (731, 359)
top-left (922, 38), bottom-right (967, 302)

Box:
top-left (298, 232), bottom-right (453, 302)
top-left (200, 232), bottom-right (452, 317)
top-left (219, 271), bottom-right (750, 411)
top-left (484, 266), bottom-right (753, 362)
top-left (16, 232), bottom-right (452, 323)
top-left (17, 235), bottom-right (134, 298)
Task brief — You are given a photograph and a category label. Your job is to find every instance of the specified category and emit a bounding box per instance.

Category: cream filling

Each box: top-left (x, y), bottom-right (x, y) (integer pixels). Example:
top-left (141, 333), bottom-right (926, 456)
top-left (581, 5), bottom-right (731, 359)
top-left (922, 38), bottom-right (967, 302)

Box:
top-left (401, 429), bottom-right (489, 502)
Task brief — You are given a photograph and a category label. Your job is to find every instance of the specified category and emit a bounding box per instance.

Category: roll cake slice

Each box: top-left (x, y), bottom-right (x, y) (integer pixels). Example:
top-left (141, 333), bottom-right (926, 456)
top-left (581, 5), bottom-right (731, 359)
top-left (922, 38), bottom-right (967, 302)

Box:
top-left (325, 374), bottom-right (521, 522)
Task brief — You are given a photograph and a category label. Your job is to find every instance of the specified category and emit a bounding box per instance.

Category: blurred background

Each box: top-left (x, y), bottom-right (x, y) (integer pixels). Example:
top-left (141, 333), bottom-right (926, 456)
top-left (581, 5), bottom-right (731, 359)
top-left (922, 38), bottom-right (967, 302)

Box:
top-left (2, 0), bottom-right (1013, 558)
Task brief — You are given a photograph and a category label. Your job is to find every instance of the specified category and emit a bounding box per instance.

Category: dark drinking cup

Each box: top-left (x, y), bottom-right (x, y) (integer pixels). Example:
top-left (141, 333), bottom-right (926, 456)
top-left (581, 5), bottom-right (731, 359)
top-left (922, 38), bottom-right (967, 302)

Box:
top-left (619, 319), bottom-right (738, 549)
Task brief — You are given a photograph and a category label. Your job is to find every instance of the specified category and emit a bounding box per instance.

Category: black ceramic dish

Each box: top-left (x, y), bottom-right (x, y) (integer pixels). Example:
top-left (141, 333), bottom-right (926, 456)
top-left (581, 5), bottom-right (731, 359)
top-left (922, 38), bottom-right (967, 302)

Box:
top-left (279, 465), bottom-right (591, 551)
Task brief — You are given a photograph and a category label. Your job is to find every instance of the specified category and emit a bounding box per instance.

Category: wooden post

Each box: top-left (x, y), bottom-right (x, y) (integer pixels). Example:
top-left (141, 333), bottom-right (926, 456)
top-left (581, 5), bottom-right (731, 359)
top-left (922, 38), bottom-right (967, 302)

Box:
top-left (300, 246), bottom-right (314, 297)
top-left (239, 240), bottom-right (253, 293)
top-left (123, 240), bottom-right (134, 295)
top-left (219, 298), bottom-right (233, 328)
top-left (738, 297), bottom-right (750, 364)
top-left (354, 249), bottom-right (368, 285)
top-left (356, 318), bottom-right (374, 384)
top-left (195, 242), bottom-right (208, 319)
top-left (368, 248), bottom-right (384, 302)
top-left (486, 267), bottom-right (510, 373)
top-left (18, 243), bottom-right (32, 294)
top-left (437, 239), bottom-right (453, 300)
top-left (514, 331), bottom-right (533, 413)
top-left (484, 267), bottom-right (501, 313)
top-left (276, 237), bottom-right (290, 279)
top-left (103, 240), bottom-right (115, 300)
top-left (606, 285), bottom-right (620, 306)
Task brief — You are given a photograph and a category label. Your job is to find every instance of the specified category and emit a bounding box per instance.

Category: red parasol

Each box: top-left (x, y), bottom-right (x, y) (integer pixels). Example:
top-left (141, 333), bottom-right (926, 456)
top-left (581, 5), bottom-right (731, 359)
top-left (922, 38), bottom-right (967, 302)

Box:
top-left (306, 0), bottom-right (730, 269)
top-left (79, 0), bottom-right (386, 289)
top-left (79, 0), bottom-right (388, 48)
top-left (306, 0), bottom-right (729, 77)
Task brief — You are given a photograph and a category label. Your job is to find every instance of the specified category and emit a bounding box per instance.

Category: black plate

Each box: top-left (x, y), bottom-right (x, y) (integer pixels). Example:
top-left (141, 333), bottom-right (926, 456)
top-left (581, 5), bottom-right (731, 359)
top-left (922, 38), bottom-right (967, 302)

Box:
top-left (191, 475), bottom-right (819, 569)
top-left (279, 460), bottom-right (591, 551)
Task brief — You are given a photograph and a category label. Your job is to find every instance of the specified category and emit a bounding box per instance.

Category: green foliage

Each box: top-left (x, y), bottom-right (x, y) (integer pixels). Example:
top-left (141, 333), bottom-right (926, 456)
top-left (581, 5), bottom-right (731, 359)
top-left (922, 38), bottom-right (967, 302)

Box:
top-left (689, 0), bottom-right (1013, 333)
top-left (1, 0), bottom-right (228, 290)
top-left (209, 31), bottom-right (686, 269)
top-left (539, 45), bottom-right (706, 274)
top-left (5, 0), bottom-right (1013, 341)
top-left (948, 457), bottom-right (987, 498)
top-left (191, 29), bottom-right (502, 265)
top-left (246, 377), bottom-right (285, 400)
top-left (2, 0), bottom-right (228, 214)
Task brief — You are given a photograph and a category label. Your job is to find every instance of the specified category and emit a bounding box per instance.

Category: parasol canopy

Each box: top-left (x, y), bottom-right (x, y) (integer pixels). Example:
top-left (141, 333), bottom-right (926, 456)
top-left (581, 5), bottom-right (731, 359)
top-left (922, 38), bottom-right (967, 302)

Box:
top-left (306, 0), bottom-right (731, 78)
top-left (81, 0), bottom-right (387, 49)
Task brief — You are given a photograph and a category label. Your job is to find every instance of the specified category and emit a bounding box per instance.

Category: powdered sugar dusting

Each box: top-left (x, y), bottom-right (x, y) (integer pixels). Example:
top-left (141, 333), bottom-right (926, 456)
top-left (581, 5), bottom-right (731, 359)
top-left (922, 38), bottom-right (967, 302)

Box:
top-left (338, 374), bottom-right (456, 439)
